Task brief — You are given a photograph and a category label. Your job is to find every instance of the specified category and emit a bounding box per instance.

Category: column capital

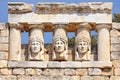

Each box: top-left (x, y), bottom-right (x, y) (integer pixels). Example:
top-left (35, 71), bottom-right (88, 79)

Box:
top-left (96, 24), bottom-right (112, 31)
top-left (9, 23), bottom-right (24, 31)
top-left (52, 23), bottom-right (68, 30)
top-left (75, 22), bottom-right (94, 30)
top-left (25, 23), bottom-right (45, 32)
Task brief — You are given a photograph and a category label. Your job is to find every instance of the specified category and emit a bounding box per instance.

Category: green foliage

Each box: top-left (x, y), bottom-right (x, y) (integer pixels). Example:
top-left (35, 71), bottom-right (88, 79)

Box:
top-left (68, 37), bottom-right (75, 47)
top-left (112, 13), bottom-right (120, 22)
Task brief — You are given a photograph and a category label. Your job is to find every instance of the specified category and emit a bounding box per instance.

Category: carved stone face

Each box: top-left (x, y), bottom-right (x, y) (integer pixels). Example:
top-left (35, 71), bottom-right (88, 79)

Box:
top-left (54, 40), bottom-right (65, 53)
top-left (30, 40), bottom-right (41, 54)
top-left (77, 41), bottom-right (88, 54)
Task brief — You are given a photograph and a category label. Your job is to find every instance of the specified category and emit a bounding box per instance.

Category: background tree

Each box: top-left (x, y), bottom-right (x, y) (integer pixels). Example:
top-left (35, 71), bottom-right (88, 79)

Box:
top-left (112, 13), bottom-right (120, 22)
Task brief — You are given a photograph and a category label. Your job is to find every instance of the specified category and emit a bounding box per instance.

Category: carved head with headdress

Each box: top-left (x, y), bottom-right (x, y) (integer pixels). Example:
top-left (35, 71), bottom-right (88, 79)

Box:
top-left (53, 35), bottom-right (67, 53)
top-left (75, 36), bottom-right (91, 54)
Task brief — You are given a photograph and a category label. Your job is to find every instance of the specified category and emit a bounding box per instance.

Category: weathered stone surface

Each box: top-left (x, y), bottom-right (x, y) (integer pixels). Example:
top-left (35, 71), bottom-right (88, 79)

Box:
top-left (111, 38), bottom-right (120, 44)
top-left (32, 76), bottom-right (49, 80)
top-left (111, 52), bottom-right (120, 60)
top-left (61, 62), bottom-right (82, 68)
top-left (0, 37), bottom-right (8, 43)
top-left (81, 76), bottom-right (93, 80)
top-left (0, 44), bottom-right (8, 51)
top-left (13, 68), bottom-right (25, 75)
top-left (111, 44), bottom-right (120, 52)
top-left (102, 68), bottom-right (112, 76)
top-left (0, 60), bottom-right (7, 68)
top-left (17, 75), bottom-right (32, 80)
top-left (49, 75), bottom-right (70, 80)
top-left (0, 52), bottom-right (8, 60)
top-left (48, 61), bottom-right (61, 68)
top-left (64, 69), bottom-right (75, 76)
top-left (112, 23), bottom-right (120, 30)
top-left (26, 68), bottom-right (42, 75)
top-left (1, 75), bottom-right (17, 80)
top-left (0, 23), bottom-right (7, 30)
top-left (92, 76), bottom-right (109, 80)
top-left (8, 61), bottom-right (47, 68)
top-left (0, 29), bottom-right (8, 37)
top-left (110, 29), bottom-right (120, 38)
top-left (75, 69), bottom-right (87, 76)
top-left (1, 68), bottom-right (12, 75)
top-left (88, 68), bottom-right (102, 75)
top-left (8, 2), bottom-right (33, 14)
top-left (114, 68), bottom-right (120, 76)
top-left (112, 60), bottom-right (120, 68)
top-left (70, 76), bottom-right (80, 80)
top-left (81, 61), bottom-right (112, 68)
top-left (110, 76), bottom-right (120, 80)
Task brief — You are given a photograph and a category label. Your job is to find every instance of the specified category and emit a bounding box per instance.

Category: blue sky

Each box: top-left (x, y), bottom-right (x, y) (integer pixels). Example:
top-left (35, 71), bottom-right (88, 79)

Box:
top-left (0, 0), bottom-right (120, 44)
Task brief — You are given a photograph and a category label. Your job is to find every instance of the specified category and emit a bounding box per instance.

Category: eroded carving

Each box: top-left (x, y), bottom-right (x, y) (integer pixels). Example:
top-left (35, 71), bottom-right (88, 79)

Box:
top-left (75, 36), bottom-right (91, 61)
top-left (52, 35), bottom-right (68, 60)
top-left (28, 36), bottom-right (44, 61)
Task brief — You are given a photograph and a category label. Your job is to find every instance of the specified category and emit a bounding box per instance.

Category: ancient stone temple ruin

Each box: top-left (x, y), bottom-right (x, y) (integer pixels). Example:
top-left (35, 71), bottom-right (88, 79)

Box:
top-left (0, 2), bottom-right (120, 80)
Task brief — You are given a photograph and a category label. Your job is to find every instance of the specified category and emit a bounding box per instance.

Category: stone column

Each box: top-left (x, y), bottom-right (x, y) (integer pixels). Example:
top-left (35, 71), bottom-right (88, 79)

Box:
top-left (75, 23), bottom-right (92, 61)
top-left (28, 24), bottom-right (44, 61)
top-left (9, 23), bottom-right (22, 61)
top-left (52, 24), bottom-right (68, 61)
top-left (97, 24), bottom-right (111, 61)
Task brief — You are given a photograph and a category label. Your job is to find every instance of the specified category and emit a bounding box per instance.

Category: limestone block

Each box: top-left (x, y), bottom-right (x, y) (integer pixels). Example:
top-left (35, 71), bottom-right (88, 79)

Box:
top-left (112, 23), bottom-right (120, 30)
top-left (114, 68), bottom-right (120, 76)
top-left (48, 61), bottom-right (61, 68)
top-left (49, 75), bottom-right (70, 80)
top-left (88, 68), bottom-right (102, 75)
top-left (8, 61), bottom-right (47, 68)
top-left (110, 76), bottom-right (120, 80)
top-left (111, 44), bottom-right (120, 52)
top-left (81, 76), bottom-right (93, 80)
top-left (110, 29), bottom-right (120, 38)
top-left (0, 44), bottom-right (8, 51)
top-left (32, 76), bottom-right (49, 80)
top-left (0, 60), bottom-right (7, 68)
top-left (26, 68), bottom-right (42, 75)
top-left (1, 68), bottom-right (12, 75)
top-left (0, 23), bottom-right (7, 30)
top-left (8, 2), bottom-right (33, 14)
top-left (1, 75), bottom-right (17, 80)
top-left (102, 68), bottom-right (112, 76)
top-left (111, 52), bottom-right (120, 60)
top-left (61, 62), bottom-right (82, 68)
top-left (64, 69), bottom-right (75, 76)
top-left (70, 76), bottom-right (80, 80)
top-left (0, 52), bottom-right (8, 60)
top-left (13, 68), bottom-right (25, 75)
top-left (111, 38), bottom-right (120, 44)
top-left (81, 61), bottom-right (112, 68)
top-left (92, 76), bottom-right (109, 80)
top-left (75, 69), bottom-right (87, 76)
top-left (0, 29), bottom-right (8, 37)
top-left (0, 37), bottom-right (8, 43)
top-left (17, 75), bottom-right (32, 80)
top-left (112, 60), bottom-right (120, 68)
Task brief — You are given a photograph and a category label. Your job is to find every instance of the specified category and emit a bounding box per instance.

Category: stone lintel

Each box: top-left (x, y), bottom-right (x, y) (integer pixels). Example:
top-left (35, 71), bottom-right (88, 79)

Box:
top-left (8, 61), bottom-right (112, 68)
top-left (8, 2), bottom-right (33, 14)
top-left (8, 61), bottom-right (48, 68)
top-left (9, 23), bottom-right (24, 31)
top-left (36, 2), bottom-right (112, 14)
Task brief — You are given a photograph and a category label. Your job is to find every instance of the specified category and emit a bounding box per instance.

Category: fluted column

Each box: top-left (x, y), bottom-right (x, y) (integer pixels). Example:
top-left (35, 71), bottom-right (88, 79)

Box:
top-left (75, 23), bottom-right (92, 61)
top-left (9, 23), bottom-right (23, 61)
top-left (52, 24), bottom-right (68, 61)
top-left (96, 24), bottom-right (111, 61)
top-left (28, 24), bottom-right (44, 61)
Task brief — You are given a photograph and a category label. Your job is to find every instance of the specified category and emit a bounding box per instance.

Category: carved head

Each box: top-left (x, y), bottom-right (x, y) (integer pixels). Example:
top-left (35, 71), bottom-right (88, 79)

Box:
top-left (76, 36), bottom-right (90, 54)
top-left (28, 36), bottom-right (43, 54)
top-left (53, 35), bottom-right (67, 54)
